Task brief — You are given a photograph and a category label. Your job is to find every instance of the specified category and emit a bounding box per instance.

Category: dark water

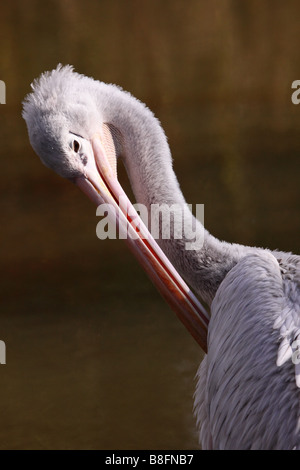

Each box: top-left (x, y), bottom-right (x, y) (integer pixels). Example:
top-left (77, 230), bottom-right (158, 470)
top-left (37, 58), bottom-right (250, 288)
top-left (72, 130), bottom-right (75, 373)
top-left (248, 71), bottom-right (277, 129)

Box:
top-left (0, 0), bottom-right (299, 449)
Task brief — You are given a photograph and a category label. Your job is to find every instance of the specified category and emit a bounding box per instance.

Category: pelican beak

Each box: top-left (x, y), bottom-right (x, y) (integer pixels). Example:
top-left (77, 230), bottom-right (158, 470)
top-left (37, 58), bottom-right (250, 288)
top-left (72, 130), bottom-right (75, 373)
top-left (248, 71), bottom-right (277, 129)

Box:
top-left (74, 135), bottom-right (209, 352)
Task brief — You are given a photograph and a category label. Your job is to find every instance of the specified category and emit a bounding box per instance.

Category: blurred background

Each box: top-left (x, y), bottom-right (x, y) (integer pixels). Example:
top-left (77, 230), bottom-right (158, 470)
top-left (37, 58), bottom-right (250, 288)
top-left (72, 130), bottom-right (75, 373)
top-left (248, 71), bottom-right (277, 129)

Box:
top-left (0, 0), bottom-right (299, 450)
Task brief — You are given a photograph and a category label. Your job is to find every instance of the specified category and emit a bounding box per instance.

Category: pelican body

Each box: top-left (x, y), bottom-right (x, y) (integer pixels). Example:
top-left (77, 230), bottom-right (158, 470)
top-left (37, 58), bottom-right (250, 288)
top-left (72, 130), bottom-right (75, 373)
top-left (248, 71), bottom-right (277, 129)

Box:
top-left (23, 65), bottom-right (300, 449)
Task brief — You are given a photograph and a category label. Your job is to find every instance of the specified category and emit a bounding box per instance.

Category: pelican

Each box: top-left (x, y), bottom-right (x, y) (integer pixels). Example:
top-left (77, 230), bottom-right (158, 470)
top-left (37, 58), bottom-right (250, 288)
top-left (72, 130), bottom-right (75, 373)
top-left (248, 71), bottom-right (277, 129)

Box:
top-left (23, 65), bottom-right (300, 450)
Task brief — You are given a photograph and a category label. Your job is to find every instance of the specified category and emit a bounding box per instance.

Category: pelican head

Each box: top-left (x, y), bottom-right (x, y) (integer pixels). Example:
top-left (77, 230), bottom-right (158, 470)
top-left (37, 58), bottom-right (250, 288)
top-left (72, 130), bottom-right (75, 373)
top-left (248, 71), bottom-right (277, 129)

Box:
top-left (22, 65), bottom-right (104, 179)
top-left (22, 64), bottom-right (209, 351)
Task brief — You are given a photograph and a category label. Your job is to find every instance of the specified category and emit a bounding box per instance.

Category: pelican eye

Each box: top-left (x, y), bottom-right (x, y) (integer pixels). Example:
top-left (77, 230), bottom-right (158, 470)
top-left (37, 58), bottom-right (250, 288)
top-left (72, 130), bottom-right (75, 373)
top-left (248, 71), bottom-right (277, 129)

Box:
top-left (69, 132), bottom-right (84, 154)
top-left (73, 140), bottom-right (80, 153)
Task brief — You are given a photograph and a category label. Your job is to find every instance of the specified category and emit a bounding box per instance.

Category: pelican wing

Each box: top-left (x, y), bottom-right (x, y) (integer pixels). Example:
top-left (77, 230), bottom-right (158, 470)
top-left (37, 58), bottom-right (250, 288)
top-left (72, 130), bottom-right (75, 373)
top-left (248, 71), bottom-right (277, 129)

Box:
top-left (195, 251), bottom-right (300, 450)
